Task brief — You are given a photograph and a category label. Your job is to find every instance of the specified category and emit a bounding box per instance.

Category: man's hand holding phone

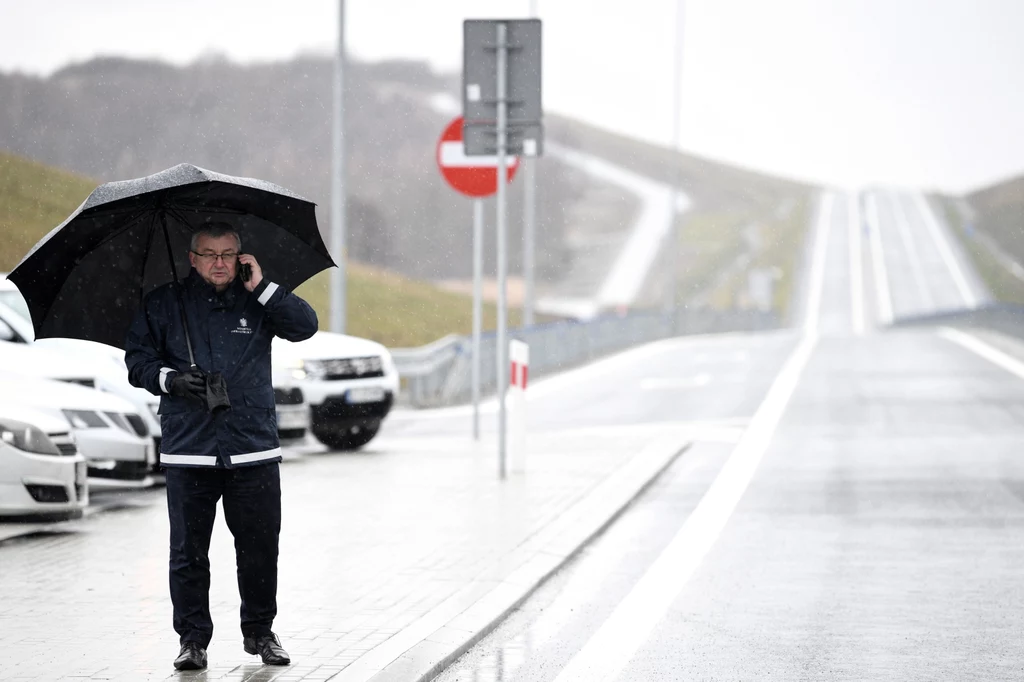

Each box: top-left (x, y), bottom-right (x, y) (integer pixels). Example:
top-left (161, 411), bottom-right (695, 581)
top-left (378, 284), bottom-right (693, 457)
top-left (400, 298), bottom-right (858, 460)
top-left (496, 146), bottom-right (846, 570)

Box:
top-left (237, 253), bottom-right (263, 292)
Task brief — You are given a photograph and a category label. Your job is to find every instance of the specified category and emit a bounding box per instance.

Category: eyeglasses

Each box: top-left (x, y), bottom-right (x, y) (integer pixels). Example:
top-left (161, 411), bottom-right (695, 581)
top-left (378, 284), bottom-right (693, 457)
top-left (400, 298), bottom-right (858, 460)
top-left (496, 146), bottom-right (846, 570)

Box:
top-left (191, 251), bottom-right (239, 263)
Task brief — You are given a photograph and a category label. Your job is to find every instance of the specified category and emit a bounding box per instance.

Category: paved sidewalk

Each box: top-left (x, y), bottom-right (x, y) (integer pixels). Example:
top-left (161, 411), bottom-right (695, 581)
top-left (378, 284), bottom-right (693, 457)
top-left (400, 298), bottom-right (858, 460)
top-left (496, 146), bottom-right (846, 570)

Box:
top-left (0, 422), bottom-right (690, 681)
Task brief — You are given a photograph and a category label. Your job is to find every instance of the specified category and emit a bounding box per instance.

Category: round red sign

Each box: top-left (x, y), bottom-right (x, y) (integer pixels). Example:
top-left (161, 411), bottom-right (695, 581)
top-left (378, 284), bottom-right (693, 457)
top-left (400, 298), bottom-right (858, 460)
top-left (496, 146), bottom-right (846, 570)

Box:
top-left (436, 116), bottom-right (519, 198)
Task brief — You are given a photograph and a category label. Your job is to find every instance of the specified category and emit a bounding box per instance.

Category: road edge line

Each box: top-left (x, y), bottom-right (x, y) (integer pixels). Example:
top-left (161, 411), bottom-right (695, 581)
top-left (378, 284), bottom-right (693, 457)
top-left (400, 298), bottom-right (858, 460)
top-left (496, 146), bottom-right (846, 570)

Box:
top-left (332, 433), bottom-right (691, 682)
top-left (916, 194), bottom-right (978, 308)
top-left (939, 326), bottom-right (1024, 380)
top-left (866, 192), bottom-right (894, 324)
top-left (802, 191), bottom-right (833, 333)
top-left (551, 329), bottom-right (818, 682)
top-left (848, 191), bottom-right (866, 335)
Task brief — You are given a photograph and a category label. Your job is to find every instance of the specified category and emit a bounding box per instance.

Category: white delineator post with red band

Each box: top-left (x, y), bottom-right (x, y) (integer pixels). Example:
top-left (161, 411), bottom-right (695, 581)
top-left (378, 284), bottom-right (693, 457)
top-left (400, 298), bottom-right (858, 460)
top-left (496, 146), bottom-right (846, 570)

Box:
top-left (507, 339), bottom-right (530, 473)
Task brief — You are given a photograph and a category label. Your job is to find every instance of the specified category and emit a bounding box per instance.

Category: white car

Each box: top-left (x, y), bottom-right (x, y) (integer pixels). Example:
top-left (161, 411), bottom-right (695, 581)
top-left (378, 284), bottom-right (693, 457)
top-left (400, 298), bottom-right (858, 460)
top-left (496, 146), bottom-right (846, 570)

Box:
top-left (0, 277), bottom-right (310, 470)
top-left (0, 370), bottom-right (152, 483)
top-left (274, 332), bottom-right (399, 450)
top-left (0, 404), bottom-right (88, 519)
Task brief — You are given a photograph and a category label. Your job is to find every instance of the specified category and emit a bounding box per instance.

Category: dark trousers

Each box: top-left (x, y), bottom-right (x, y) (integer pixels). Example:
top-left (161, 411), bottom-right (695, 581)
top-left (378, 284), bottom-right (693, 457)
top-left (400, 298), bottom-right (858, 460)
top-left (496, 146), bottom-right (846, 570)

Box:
top-left (164, 463), bottom-right (281, 647)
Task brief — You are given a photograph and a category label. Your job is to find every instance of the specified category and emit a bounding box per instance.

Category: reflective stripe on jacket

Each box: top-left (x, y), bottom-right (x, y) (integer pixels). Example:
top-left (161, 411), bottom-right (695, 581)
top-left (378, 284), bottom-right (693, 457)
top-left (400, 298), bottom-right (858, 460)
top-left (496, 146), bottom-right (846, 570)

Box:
top-left (125, 269), bottom-right (318, 468)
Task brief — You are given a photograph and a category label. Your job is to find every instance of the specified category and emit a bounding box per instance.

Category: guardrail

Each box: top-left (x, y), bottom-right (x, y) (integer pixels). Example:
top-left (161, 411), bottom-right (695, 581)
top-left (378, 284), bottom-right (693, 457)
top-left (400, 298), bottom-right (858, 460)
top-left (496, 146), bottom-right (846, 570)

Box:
top-left (391, 308), bottom-right (778, 408)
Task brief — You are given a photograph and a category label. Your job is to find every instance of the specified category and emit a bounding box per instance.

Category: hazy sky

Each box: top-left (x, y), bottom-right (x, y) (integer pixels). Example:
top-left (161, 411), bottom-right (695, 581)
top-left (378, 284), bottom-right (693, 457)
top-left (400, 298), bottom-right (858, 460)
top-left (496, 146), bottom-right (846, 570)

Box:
top-left (1, 0), bottom-right (1022, 192)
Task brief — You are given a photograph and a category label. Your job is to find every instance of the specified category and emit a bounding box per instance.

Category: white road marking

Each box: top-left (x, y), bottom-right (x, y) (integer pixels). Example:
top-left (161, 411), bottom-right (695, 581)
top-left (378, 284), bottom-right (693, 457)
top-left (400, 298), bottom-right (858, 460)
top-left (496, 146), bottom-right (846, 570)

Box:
top-left (803, 191), bottom-right (834, 334)
top-left (865, 192), bottom-right (894, 324)
top-left (847, 192), bottom-right (866, 335)
top-left (551, 188), bottom-right (829, 682)
top-left (914, 194), bottom-right (978, 308)
top-left (551, 331), bottom-right (818, 682)
top-left (939, 327), bottom-right (1024, 381)
top-left (640, 373), bottom-right (711, 390)
top-left (890, 191), bottom-right (935, 310)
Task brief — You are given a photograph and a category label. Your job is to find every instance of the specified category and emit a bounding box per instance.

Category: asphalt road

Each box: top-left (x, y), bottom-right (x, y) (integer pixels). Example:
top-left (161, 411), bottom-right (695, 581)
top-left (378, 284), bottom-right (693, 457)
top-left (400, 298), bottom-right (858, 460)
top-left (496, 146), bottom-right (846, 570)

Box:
top-left (864, 189), bottom-right (989, 320)
top-left (432, 191), bottom-right (1024, 681)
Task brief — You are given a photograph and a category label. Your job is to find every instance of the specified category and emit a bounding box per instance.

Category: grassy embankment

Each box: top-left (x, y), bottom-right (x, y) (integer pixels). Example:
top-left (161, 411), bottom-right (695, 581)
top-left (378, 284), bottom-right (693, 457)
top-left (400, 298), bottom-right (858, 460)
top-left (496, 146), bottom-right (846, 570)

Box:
top-left (0, 151), bottom-right (518, 348)
top-left (548, 115), bottom-right (813, 319)
top-left (934, 196), bottom-right (1024, 304)
top-left (674, 197), bottom-right (809, 321)
top-left (936, 177), bottom-right (1024, 305)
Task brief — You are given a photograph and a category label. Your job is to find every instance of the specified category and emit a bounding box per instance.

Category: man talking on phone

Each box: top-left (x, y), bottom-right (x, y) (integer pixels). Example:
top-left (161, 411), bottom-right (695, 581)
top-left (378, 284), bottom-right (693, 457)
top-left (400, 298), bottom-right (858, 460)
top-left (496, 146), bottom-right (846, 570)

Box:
top-left (125, 222), bottom-right (318, 671)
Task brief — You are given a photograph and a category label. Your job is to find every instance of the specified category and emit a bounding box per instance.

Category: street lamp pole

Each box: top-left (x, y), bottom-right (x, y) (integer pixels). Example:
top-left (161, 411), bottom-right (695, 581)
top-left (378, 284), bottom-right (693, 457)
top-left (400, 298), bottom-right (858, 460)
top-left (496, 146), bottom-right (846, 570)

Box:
top-left (522, 0), bottom-right (539, 328)
top-left (667, 0), bottom-right (685, 319)
top-left (330, 0), bottom-right (348, 333)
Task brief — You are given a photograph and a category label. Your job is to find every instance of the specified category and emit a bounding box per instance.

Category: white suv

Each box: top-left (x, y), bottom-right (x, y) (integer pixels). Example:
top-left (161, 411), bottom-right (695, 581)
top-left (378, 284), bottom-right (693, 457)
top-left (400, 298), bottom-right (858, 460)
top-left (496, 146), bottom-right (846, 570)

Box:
top-left (274, 332), bottom-right (399, 450)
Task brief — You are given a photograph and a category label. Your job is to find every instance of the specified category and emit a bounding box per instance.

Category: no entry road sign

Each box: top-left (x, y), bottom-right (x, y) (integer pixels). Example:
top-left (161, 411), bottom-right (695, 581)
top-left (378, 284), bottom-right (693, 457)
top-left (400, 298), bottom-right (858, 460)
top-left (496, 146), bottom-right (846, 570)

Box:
top-left (437, 116), bottom-right (518, 198)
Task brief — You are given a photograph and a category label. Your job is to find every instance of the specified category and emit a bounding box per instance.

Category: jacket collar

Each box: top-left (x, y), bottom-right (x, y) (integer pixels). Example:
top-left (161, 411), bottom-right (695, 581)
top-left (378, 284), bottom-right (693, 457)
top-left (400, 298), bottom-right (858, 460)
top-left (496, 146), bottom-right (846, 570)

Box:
top-left (185, 269), bottom-right (243, 308)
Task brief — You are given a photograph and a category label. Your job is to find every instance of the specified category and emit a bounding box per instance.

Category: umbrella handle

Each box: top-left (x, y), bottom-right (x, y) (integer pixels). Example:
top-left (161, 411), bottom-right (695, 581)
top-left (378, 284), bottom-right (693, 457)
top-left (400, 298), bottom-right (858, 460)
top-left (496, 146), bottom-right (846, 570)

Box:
top-left (160, 213), bottom-right (198, 370)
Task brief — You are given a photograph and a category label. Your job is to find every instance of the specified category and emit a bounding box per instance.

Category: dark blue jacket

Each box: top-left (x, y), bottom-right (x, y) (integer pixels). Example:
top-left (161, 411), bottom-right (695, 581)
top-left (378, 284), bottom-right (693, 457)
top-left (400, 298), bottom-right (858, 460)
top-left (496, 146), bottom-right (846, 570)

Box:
top-left (125, 269), bottom-right (317, 468)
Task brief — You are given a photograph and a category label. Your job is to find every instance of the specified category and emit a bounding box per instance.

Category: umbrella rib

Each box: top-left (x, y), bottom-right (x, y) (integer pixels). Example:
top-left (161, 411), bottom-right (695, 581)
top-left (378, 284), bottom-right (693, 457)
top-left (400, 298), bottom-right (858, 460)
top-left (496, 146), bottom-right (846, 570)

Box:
top-left (166, 206), bottom-right (198, 234)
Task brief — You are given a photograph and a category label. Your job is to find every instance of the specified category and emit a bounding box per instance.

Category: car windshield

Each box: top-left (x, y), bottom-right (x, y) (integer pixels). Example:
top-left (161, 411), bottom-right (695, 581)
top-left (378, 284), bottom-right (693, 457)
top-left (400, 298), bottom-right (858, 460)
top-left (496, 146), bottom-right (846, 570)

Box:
top-left (0, 291), bottom-right (31, 325)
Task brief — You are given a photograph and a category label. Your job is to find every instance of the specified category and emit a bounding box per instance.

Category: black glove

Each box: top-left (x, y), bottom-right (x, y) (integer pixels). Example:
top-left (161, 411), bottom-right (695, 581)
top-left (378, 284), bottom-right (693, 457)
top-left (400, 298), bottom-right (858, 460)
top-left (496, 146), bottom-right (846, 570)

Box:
top-left (204, 372), bottom-right (232, 414)
top-left (169, 369), bottom-right (206, 403)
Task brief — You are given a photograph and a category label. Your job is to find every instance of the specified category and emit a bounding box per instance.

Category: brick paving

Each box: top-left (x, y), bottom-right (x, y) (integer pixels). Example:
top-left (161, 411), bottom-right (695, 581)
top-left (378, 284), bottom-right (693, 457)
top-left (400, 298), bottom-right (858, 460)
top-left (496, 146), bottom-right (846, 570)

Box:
top-left (0, 423), bottom-right (686, 681)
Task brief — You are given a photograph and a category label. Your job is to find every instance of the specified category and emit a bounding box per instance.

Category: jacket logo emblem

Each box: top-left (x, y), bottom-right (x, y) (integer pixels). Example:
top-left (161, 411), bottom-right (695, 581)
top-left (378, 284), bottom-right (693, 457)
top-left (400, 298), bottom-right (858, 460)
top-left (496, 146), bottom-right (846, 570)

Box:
top-left (232, 317), bottom-right (253, 335)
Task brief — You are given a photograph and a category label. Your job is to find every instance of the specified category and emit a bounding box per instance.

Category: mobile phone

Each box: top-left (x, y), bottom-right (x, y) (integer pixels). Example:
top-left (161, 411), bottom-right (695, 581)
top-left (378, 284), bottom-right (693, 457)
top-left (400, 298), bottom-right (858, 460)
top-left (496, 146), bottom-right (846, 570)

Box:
top-left (240, 260), bottom-right (252, 282)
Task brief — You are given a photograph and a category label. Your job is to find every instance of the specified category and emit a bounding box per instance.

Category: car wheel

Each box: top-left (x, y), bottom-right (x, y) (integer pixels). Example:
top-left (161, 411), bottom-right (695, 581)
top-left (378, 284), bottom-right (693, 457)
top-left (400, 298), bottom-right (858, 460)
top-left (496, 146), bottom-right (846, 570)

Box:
top-left (313, 421), bottom-right (381, 451)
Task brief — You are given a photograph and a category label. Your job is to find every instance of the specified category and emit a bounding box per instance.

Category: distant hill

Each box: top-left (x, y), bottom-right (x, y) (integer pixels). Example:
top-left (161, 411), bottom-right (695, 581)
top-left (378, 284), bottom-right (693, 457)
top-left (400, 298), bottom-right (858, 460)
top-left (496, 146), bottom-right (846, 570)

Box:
top-left (0, 54), bottom-right (811, 316)
top-left (0, 56), bottom-right (585, 283)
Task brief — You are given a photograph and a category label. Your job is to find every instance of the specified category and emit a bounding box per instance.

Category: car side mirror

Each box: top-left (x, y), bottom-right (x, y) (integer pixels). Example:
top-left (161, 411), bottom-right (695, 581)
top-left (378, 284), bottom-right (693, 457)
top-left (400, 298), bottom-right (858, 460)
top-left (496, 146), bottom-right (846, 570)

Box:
top-left (0, 319), bottom-right (15, 342)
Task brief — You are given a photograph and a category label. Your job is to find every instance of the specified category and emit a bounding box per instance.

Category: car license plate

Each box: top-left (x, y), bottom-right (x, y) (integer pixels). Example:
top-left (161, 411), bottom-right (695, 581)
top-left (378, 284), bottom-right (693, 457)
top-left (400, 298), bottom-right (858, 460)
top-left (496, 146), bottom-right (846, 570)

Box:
top-left (276, 408), bottom-right (308, 429)
top-left (75, 461), bottom-right (87, 487)
top-left (346, 387), bottom-right (386, 404)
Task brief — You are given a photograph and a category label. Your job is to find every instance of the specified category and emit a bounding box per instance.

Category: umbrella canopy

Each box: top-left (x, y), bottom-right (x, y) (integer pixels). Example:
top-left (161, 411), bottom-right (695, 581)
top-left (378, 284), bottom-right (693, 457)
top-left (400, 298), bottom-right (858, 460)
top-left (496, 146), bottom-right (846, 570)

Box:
top-left (9, 164), bottom-right (335, 349)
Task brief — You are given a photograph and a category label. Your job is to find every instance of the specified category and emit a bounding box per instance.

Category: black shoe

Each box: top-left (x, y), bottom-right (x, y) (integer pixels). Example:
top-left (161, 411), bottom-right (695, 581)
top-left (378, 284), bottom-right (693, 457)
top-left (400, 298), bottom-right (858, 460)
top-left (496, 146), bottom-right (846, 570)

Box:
top-left (173, 641), bottom-right (208, 671)
top-left (243, 632), bottom-right (290, 665)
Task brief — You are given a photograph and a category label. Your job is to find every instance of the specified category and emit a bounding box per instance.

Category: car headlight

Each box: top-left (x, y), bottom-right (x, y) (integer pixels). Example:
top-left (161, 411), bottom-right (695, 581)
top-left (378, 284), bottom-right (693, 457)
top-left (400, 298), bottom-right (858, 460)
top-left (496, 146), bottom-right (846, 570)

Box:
top-left (62, 409), bottom-right (107, 429)
top-left (0, 418), bottom-right (61, 456)
top-left (300, 359), bottom-right (326, 380)
top-left (105, 412), bottom-right (149, 437)
top-left (279, 358), bottom-right (310, 380)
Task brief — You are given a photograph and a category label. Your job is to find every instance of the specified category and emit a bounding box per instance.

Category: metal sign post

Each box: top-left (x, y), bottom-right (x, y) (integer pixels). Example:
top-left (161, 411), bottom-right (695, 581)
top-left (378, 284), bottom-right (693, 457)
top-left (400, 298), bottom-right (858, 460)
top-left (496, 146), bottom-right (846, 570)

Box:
top-left (495, 22), bottom-right (509, 478)
top-left (463, 18), bottom-right (543, 479)
top-left (523, 159), bottom-right (536, 327)
top-left (472, 199), bottom-right (483, 440)
top-left (434, 116), bottom-right (517, 442)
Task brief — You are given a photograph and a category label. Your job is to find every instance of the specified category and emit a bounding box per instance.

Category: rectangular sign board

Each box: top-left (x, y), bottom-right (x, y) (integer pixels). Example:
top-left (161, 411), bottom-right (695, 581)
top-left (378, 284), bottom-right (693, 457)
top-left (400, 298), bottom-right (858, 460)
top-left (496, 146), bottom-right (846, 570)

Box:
top-left (463, 18), bottom-right (543, 157)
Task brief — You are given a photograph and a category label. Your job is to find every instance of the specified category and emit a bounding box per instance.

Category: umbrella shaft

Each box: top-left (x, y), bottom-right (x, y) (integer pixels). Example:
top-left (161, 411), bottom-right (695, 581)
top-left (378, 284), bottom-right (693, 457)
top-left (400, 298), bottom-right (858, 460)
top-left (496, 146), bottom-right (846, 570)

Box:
top-left (160, 213), bottom-right (198, 369)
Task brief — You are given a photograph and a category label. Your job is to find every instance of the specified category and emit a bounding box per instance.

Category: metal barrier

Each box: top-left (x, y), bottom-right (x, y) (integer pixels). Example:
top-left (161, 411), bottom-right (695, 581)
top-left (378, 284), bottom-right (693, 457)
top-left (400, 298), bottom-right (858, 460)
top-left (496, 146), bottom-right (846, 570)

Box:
top-left (391, 308), bottom-right (778, 408)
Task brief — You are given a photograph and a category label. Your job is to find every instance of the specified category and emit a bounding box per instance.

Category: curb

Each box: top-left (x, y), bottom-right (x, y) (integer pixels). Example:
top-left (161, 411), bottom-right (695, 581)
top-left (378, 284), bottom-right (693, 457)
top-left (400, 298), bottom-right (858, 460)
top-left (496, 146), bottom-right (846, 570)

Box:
top-left (333, 433), bottom-right (691, 682)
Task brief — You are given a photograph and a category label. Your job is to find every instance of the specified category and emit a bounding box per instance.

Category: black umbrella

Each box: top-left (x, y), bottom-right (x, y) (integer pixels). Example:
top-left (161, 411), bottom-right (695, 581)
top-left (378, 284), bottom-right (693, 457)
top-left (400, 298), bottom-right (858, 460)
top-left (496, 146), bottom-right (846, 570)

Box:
top-left (8, 163), bottom-right (335, 359)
